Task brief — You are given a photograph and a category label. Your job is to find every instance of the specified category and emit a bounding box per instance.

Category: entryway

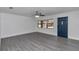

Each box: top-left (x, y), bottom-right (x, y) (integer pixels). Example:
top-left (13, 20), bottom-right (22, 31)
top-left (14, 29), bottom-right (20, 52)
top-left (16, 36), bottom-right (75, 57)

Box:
top-left (57, 16), bottom-right (68, 38)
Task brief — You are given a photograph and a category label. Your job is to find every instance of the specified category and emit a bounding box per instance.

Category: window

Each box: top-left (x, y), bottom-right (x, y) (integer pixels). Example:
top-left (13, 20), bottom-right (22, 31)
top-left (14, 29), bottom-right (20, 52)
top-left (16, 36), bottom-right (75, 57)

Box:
top-left (38, 19), bottom-right (54, 29)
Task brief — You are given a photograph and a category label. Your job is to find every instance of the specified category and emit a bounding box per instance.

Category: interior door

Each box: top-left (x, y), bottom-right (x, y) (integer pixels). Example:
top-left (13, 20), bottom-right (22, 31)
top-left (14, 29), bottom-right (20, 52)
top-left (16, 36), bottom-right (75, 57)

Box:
top-left (57, 17), bottom-right (68, 38)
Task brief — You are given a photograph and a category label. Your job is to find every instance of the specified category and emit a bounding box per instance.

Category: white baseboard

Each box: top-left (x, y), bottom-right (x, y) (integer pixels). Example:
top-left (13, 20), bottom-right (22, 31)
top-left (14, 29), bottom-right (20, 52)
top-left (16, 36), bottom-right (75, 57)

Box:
top-left (38, 32), bottom-right (79, 41)
top-left (69, 36), bottom-right (79, 40)
top-left (1, 31), bottom-right (36, 39)
top-left (1, 31), bottom-right (79, 41)
top-left (38, 31), bottom-right (57, 36)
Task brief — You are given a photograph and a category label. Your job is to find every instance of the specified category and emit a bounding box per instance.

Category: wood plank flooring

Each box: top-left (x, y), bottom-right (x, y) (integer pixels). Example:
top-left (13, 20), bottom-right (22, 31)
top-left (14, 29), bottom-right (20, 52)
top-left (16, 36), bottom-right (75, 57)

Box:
top-left (1, 32), bottom-right (79, 51)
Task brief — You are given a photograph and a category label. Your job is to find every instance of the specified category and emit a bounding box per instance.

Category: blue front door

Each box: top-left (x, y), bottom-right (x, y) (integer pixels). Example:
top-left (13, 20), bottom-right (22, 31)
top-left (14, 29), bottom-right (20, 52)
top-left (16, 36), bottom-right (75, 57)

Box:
top-left (57, 17), bottom-right (68, 38)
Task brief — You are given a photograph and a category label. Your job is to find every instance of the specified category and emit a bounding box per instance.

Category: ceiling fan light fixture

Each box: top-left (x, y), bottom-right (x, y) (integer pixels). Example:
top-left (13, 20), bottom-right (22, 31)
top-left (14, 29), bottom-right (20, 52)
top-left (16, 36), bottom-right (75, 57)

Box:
top-left (34, 11), bottom-right (45, 18)
top-left (35, 15), bottom-right (40, 18)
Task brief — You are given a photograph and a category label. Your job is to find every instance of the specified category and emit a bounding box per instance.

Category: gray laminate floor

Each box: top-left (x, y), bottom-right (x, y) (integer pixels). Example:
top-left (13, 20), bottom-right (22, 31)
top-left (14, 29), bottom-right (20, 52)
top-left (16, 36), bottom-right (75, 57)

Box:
top-left (1, 32), bottom-right (79, 51)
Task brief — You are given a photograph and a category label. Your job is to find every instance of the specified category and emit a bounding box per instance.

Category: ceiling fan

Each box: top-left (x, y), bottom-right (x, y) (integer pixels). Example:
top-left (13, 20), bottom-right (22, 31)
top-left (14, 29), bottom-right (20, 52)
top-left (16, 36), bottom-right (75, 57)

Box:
top-left (35, 11), bottom-right (45, 18)
top-left (9, 7), bottom-right (14, 9)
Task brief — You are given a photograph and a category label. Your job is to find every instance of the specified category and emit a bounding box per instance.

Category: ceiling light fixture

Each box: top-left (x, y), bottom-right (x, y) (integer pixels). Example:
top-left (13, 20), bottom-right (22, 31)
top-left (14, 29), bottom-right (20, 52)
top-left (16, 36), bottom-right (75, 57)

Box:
top-left (34, 11), bottom-right (45, 18)
top-left (35, 11), bottom-right (40, 18)
top-left (35, 15), bottom-right (40, 18)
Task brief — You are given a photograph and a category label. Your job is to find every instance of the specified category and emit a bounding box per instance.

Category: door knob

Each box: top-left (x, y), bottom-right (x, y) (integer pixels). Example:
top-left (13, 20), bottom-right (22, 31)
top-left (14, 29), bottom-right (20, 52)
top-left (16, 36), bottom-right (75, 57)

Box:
top-left (61, 21), bottom-right (63, 25)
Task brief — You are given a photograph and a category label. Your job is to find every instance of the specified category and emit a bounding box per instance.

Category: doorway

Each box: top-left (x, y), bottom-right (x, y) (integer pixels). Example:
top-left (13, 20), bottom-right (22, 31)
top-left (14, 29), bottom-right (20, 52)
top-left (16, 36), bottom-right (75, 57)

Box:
top-left (57, 16), bottom-right (68, 38)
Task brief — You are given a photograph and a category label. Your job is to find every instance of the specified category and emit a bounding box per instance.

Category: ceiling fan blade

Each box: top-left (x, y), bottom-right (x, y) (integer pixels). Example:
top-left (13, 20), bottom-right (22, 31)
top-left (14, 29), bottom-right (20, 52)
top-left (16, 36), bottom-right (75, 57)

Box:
top-left (40, 15), bottom-right (45, 16)
top-left (39, 13), bottom-right (45, 16)
top-left (34, 11), bottom-right (45, 17)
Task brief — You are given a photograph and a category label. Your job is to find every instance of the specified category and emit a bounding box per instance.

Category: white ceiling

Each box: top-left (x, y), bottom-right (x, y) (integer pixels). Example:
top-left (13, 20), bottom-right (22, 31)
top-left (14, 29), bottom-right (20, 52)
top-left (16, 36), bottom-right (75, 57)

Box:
top-left (0, 7), bottom-right (79, 17)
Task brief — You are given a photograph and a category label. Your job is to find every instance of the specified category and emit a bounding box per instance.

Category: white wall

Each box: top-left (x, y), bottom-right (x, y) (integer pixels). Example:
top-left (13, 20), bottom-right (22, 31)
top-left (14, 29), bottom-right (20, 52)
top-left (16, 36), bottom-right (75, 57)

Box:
top-left (0, 13), bottom-right (1, 49)
top-left (36, 11), bottom-right (79, 40)
top-left (0, 13), bottom-right (1, 38)
top-left (1, 11), bottom-right (79, 40)
top-left (1, 13), bottom-right (36, 38)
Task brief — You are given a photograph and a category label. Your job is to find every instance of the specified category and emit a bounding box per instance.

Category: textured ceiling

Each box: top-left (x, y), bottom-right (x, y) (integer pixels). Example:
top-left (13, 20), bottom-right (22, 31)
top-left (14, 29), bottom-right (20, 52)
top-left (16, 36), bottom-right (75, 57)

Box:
top-left (0, 7), bottom-right (79, 17)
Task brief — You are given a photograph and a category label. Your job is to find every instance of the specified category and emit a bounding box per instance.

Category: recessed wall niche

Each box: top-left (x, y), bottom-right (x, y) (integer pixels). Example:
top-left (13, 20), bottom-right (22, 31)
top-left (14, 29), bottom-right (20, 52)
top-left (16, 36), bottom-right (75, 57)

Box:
top-left (38, 19), bottom-right (54, 29)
